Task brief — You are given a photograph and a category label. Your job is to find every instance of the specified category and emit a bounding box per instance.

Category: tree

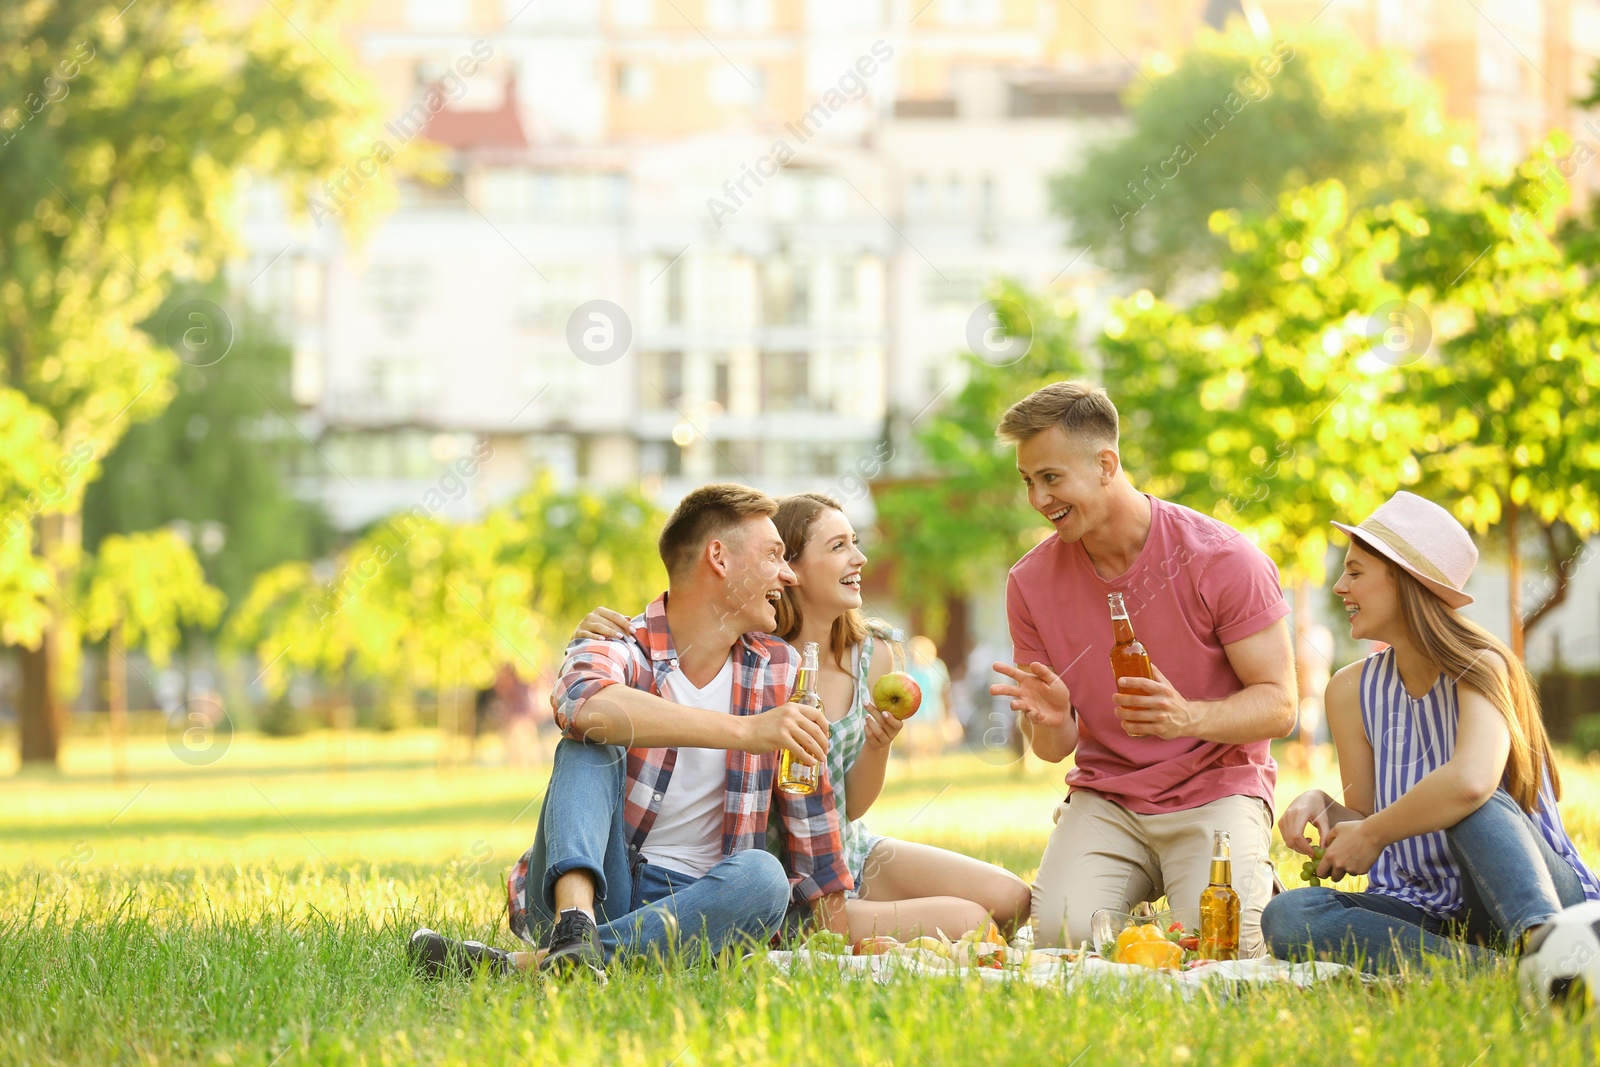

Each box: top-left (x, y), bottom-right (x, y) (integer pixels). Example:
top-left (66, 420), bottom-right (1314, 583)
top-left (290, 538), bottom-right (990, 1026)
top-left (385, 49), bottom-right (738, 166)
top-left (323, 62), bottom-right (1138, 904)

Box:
top-left (1098, 180), bottom-right (1424, 587)
top-left (82, 288), bottom-right (335, 608)
top-left (225, 474), bottom-right (667, 752)
top-left (1387, 139), bottom-right (1600, 658)
top-left (81, 529), bottom-right (224, 781)
top-left (1, 0), bottom-right (389, 765)
top-left (1054, 25), bottom-right (1463, 288)
top-left (1084, 146), bottom-right (1600, 661)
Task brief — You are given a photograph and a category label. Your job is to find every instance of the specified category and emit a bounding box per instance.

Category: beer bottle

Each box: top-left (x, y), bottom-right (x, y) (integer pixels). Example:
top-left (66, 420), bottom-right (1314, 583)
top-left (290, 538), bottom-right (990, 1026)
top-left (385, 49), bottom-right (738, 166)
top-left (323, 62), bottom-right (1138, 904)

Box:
top-left (1108, 592), bottom-right (1154, 735)
top-left (777, 641), bottom-right (824, 796)
top-left (1198, 829), bottom-right (1241, 961)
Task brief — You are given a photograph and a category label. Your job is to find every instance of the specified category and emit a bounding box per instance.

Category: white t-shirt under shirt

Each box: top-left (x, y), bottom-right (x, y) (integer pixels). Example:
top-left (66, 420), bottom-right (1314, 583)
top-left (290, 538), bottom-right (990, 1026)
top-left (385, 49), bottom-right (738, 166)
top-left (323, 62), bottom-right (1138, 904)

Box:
top-left (639, 653), bottom-right (735, 878)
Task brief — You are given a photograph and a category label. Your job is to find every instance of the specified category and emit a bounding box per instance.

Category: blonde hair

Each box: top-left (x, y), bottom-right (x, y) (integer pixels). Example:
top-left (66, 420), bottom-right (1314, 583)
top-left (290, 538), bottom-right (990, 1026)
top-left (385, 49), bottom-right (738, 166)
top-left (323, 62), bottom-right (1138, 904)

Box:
top-left (996, 380), bottom-right (1120, 449)
top-left (1358, 536), bottom-right (1559, 811)
top-left (772, 493), bottom-right (867, 672)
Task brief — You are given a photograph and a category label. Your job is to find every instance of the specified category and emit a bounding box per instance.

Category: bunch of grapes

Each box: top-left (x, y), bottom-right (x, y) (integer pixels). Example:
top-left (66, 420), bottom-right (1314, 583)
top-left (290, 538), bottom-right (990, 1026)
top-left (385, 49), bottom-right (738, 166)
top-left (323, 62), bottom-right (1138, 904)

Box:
top-left (1299, 845), bottom-right (1346, 887)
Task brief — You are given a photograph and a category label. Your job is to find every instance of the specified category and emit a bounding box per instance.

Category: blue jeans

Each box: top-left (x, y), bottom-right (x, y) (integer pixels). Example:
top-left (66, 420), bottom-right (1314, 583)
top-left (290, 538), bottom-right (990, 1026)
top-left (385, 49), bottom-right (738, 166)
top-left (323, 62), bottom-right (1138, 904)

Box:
top-left (1262, 789), bottom-right (1588, 973)
top-left (522, 738), bottom-right (791, 963)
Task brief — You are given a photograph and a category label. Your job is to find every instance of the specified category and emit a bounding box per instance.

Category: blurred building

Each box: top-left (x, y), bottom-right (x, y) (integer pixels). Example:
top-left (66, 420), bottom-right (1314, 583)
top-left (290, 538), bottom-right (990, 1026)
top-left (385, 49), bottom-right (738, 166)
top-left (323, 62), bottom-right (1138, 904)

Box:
top-left (231, 0), bottom-right (1600, 669)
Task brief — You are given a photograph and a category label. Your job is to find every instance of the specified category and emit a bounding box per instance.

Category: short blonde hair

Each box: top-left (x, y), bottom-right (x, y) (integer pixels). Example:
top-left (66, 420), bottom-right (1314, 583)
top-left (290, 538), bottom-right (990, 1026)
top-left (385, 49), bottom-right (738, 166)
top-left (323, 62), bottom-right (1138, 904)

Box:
top-left (658, 483), bottom-right (778, 582)
top-left (995, 380), bottom-right (1119, 450)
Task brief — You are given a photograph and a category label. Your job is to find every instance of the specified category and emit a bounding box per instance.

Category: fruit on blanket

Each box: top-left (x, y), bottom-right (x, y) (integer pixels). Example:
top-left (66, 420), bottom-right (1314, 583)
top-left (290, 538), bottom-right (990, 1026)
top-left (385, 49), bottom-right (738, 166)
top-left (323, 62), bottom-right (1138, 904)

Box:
top-left (871, 672), bottom-right (923, 719)
top-left (1113, 921), bottom-right (1190, 966)
top-left (802, 930), bottom-right (851, 954)
top-left (854, 936), bottom-right (900, 956)
top-left (1121, 938), bottom-right (1183, 970)
top-left (905, 936), bottom-right (949, 957)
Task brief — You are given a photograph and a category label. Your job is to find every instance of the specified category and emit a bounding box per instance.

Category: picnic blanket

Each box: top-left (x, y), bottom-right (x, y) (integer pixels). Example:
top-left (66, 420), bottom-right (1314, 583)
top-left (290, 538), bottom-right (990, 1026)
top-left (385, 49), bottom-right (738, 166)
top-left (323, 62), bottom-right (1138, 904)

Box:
top-left (764, 948), bottom-right (1358, 994)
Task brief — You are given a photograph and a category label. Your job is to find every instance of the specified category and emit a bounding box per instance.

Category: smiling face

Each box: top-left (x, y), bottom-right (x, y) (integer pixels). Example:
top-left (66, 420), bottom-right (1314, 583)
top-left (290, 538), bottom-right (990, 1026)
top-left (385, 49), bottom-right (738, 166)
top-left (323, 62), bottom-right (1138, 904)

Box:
top-left (1332, 538), bottom-right (1400, 643)
top-left (718, 515), bottom-right (797, 634)
top-left (1015, 425), bottom-right (1115, 543)
top-left (788, 507), bottom-right (867, 625)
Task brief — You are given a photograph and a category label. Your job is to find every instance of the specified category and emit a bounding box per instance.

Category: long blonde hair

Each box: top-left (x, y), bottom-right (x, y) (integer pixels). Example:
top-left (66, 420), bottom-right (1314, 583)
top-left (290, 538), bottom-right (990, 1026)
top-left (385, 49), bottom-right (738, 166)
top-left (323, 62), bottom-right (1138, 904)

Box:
top-left (1359, 535), bottom-right (1559, 810)
top-left (772, 493), bottom-right (866, 672)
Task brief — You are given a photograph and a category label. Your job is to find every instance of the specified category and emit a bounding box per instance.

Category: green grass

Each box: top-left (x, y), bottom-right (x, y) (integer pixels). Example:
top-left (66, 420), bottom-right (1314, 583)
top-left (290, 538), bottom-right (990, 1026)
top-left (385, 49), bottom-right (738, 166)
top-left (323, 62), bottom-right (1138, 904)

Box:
top-left (4, 731), bottom-right (1600, 1065)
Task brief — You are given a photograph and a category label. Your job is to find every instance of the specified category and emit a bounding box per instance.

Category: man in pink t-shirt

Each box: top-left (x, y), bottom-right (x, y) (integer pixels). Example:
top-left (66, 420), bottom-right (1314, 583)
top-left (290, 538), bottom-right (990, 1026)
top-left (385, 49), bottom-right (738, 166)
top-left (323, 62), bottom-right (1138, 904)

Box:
top-left (989, 381), bottom-right (1297, 955)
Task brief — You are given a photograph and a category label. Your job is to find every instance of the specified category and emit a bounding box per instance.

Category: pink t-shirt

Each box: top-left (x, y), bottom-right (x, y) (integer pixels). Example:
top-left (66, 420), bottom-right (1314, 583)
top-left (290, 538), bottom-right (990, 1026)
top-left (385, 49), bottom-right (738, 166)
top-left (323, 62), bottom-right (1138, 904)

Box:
top-left (1006, 494), bottom-right (1289, 815)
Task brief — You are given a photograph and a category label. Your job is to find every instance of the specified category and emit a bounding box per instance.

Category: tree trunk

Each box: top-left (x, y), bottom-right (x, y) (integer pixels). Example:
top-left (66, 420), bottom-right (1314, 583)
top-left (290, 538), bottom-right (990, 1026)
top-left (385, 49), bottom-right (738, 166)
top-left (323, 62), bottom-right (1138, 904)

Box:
top-left (109, 622), bottom-right (128, 785)
top-left (18, 512), bottom-right (77, 766)
top-left (1524, 522), bottom-right (1581, 640)
top-left (19, 633), bottom-right (63, 764)
top-left (437, 650), bottom-right (454, 770)
top-left (1507, 495), bottom-right (1525, 661)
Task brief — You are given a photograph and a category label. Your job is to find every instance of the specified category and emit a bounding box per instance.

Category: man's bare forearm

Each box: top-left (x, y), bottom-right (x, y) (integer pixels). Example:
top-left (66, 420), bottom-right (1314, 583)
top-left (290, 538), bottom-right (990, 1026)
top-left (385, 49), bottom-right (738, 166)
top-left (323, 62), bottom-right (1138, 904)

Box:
top-left (569, 683), bottom-right (752, 750)
top-left (1022, 713), bottom-right (1077, 763)
top-left (1190, 682), bottom-right (1296, 744)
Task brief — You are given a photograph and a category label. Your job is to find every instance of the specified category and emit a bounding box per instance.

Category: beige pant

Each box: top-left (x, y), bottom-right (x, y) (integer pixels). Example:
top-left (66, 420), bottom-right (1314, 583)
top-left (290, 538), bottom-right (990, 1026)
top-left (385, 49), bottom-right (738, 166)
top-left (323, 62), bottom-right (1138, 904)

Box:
top-left (1031, 790), bottom-right (1275, 957)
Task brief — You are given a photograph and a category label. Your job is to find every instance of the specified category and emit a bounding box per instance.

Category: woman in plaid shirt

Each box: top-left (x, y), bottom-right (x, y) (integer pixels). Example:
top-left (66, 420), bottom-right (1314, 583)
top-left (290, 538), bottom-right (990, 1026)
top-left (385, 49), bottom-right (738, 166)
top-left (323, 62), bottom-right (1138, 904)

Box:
top-left (410, 484), bottom-right (850, 983)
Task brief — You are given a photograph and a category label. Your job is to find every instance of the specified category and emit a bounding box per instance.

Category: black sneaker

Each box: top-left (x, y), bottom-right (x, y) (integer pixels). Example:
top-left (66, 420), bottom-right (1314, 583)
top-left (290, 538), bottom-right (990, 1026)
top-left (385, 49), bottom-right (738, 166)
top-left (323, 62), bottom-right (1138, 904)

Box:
top-left (408, 927), bottom-right (514, 979)
top-left (538, 910), bottom-right (608, 985)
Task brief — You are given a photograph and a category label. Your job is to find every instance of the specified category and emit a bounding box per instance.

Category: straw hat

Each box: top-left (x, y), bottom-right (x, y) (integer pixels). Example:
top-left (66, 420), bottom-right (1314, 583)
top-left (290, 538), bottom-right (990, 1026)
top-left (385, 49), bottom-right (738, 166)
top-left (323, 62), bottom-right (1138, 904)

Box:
top-left (1331, 491), bottom-right (1478, 608)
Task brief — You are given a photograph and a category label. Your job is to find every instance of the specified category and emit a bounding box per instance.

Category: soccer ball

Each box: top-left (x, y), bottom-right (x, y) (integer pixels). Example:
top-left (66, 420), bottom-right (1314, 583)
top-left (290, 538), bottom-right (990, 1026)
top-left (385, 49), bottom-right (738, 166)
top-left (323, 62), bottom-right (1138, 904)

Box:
top-left (1518, 900), bottom-right (1600, 1011)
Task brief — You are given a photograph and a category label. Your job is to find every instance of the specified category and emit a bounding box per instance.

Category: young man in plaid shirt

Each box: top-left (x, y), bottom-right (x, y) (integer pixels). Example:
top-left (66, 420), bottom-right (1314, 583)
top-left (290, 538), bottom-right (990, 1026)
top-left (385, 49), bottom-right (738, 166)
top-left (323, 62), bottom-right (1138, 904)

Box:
top-left (410, 484), bottom-right (851, 982)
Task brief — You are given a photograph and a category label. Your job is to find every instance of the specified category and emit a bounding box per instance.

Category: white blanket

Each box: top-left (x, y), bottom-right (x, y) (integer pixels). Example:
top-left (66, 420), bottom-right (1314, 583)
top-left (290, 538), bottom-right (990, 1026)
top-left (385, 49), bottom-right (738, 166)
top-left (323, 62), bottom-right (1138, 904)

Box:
top-left (765, 949), bottom-right (1358, 994)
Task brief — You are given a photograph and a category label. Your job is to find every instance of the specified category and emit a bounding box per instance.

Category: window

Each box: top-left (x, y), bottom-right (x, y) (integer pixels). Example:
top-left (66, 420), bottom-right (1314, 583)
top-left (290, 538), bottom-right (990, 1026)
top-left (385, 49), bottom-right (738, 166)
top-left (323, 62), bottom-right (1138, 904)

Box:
top-left (366, 264), bottom-right (431, 333)
top-left (763, 262), bottom-right (810, 326)
top-left (942, 176), bottom-right (965, 219)
top-left (922, 268), bottom-right (987, 306)
top-left (612, 0), bottom-right (653, 26)
top-left (407, 0), bottom-right (469, 27)
top-left (713, 358), bottom-right (731, 411)
top-left (761, 350), bottom-right (811, 411)
top-left (907, 175), bottom-right (932, 219)
top-left (712, 439), bottom-right (758, 477)
top-left (640, 351), bottom-right (685, 409)
top-left (708, 0), bottom-right (772, 29)
top-left (834, 260), bottom-right (857, 311)
top-left (615, 62), bottom-right (653, 100)
top-left (938, 0), bottom-right (999, 24)
top-left (708, 64), bottom-right (765, 106)
top-left (663, 260), bottom-right (684, 325)
top-left (518, 265), bottom-right (594, 330)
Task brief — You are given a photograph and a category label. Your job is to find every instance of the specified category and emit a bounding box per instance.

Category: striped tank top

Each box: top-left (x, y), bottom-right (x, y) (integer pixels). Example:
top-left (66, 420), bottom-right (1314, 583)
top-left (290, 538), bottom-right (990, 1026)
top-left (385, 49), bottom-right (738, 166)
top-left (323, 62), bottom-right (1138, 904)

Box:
top-left (1361, 646), bottom-right (1600, 916)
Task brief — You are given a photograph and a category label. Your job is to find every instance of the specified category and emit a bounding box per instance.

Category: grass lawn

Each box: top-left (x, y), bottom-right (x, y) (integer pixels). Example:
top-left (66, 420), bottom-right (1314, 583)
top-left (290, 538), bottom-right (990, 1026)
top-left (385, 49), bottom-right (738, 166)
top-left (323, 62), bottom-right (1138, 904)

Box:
top-left (3, 730), bottom-right (1600, 1065)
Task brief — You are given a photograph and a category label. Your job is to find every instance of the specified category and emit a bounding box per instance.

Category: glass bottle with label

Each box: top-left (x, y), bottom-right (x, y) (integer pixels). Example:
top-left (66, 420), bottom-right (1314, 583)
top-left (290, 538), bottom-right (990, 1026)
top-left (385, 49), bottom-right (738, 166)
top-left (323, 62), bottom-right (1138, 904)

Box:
top-left (777, 641), bottom-right (824, 796)
top-left (1199, 829), bottom-right (1241, 961)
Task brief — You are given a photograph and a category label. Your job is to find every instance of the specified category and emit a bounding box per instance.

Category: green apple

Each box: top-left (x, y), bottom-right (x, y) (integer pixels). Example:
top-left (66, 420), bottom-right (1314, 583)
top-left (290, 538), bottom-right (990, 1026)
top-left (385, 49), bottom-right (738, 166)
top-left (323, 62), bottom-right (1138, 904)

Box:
top-left (870, 671), bottom-right (922, 719)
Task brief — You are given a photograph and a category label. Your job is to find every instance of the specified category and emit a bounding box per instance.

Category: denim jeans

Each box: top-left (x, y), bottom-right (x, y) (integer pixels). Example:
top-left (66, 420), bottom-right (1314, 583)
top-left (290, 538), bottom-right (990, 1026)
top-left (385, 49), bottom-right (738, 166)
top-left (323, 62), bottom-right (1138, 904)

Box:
top-left (1262, 789), bottom-right (1588, 973)
top-left (522, 738), bottom-right (791, 962)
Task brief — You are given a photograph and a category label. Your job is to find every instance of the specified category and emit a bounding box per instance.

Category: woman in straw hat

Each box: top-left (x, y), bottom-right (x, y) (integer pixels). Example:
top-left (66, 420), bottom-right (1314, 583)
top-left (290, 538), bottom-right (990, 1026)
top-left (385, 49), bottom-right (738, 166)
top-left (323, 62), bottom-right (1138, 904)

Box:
top-left (1263, 491), bottom-right (1600, 972)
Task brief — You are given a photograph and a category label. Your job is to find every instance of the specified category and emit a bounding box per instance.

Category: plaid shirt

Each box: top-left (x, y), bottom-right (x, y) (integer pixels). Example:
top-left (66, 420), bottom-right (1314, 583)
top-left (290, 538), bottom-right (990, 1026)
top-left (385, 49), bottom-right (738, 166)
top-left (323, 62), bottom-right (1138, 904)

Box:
top-left (506, 592), bottom-right (852, 941)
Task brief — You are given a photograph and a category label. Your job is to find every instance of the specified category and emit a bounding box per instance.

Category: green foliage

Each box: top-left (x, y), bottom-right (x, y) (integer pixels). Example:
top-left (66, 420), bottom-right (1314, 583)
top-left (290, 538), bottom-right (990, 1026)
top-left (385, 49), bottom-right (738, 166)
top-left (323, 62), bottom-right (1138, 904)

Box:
top-left (1388, 139), bottom-right (1600, 539)
top-left (226, 475), bottom-right (667, 697)
top-left (80, 529), bottom-right (224, 666)
top-left (1054, 25), bottom-right (1464, 286)
top-left (81, 288), bottom-right (335, 609)
top-left (873, 283), bottom-right (1088, 619)
top-left (0, 389), bottom-right (67, 646)
top-left (1100, 179), bottom-right (1423, 583)
top-left (0, 0), bottom-right (392, 759)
